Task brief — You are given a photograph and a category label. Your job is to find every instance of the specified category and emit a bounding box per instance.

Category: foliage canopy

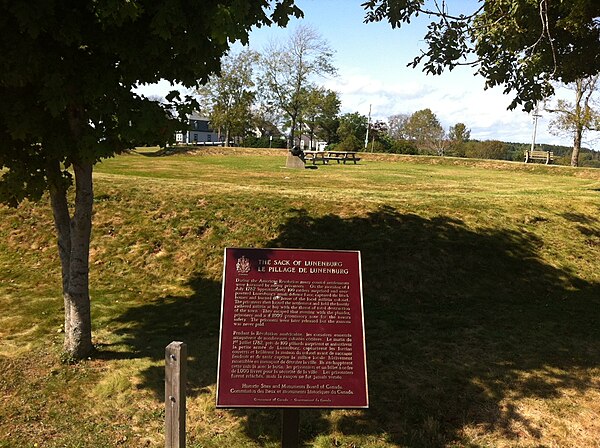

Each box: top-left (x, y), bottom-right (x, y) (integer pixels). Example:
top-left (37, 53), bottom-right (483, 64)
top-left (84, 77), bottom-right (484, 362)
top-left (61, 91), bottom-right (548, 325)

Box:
top-left (363, 0), bottom-right (600, 111)
top-left (197, 50), bottom-right (260, 146)
top-left (1, 0), bottom-right (301, 202)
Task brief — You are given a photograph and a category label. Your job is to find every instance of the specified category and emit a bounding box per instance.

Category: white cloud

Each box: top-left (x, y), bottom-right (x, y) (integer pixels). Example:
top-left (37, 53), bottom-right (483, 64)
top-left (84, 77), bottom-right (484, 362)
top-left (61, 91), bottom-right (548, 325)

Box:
top-left (325, 65), bottom-right (576, 146)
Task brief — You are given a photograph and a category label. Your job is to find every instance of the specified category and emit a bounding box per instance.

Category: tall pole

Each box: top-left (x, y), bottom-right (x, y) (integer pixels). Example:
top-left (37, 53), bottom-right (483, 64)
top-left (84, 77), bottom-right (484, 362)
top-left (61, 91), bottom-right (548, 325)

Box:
top-left (364, 104), bottom-right (371, 150)
top-left (530, 104), bottom-right (541, 152)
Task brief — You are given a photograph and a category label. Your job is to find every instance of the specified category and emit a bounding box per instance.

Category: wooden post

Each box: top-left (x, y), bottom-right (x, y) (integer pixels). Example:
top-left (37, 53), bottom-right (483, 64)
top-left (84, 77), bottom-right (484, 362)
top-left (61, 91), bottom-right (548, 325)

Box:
top-left (281, 409), bottom-right (300, 448)
top-left (165, 341), bottom-right (187, 448)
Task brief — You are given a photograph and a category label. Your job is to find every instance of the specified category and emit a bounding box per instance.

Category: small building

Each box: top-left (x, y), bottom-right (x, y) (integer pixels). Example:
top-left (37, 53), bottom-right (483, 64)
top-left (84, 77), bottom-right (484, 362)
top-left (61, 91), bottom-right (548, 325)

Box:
top-left (175, 113), bottom-right (220, 145)
top-left (298, 134), bottom-right (328, 151)
top-left (253, 118), bottom-right (286, 140)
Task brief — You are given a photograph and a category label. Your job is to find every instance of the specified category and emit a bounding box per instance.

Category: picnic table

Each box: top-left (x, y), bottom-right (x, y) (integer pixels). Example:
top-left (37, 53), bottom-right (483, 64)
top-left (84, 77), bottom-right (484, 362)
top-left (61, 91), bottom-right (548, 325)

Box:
top-left (304, 150), bottom-right (361, 165)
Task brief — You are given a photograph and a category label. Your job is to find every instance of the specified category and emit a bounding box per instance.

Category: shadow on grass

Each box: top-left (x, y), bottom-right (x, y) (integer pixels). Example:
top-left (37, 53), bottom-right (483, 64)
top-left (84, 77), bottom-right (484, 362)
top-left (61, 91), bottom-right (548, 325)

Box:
top-left (111, 206), bottom-right (600, 447)
top-left (134, 145), bottom-right (225, 157)
top-left (100, 275), bottom-right (223, 396)
top-left (561, 212), bottom-right (600, 239)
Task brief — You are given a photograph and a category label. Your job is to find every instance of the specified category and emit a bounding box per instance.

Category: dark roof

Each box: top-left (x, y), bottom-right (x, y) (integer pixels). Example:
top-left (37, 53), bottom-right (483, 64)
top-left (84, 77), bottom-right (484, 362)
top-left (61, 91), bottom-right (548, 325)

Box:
top-left (188, 112), bottom-right (209, 121)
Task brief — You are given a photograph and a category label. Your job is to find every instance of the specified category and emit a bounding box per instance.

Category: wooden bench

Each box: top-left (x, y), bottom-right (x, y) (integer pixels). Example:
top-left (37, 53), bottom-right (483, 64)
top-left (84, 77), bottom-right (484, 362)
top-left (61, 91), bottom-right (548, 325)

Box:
top-left (524, 150), bottom-right (554, 164)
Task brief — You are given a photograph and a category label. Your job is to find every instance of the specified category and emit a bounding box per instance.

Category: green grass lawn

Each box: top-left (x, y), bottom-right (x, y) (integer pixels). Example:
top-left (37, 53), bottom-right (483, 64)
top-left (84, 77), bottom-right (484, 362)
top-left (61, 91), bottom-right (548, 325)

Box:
top-left (1, 149), bottom-right (599, 447)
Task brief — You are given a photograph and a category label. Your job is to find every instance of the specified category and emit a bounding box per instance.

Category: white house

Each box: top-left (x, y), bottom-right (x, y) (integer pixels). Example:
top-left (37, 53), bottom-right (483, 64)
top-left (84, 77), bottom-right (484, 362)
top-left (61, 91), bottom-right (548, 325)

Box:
top-left (298, 134), bottom-right (328, 151)
top-left (175, 113), bottom-right (220, 145)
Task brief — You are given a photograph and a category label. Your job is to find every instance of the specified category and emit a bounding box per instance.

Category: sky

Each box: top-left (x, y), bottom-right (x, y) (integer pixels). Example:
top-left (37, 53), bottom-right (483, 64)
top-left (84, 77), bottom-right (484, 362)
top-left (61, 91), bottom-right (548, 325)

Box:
top-left (138, 0), bottom-right (596, 148)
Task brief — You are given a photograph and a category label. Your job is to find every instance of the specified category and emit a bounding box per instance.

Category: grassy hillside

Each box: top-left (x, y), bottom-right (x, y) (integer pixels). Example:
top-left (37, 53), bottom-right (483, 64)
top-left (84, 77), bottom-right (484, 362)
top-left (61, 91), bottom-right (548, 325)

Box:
top-left (1, 149), bottom-right (599, 448)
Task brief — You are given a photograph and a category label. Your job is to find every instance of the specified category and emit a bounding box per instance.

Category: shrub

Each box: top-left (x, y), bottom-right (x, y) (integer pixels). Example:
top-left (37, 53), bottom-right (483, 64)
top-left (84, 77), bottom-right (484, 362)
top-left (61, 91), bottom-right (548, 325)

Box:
top-left (336, 135), bottom-right (362, 152)
top-left (366, 140), bottom-right (389, 153)
top-left (387, 139), bottom-right (419, 155)
top-left (464, 140), bottom-right (508, 160)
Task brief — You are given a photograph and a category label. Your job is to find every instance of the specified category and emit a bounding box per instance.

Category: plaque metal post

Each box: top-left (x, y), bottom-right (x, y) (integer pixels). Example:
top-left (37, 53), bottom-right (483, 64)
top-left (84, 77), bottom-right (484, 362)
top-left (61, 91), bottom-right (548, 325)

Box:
top-left (281, 408), bottom-right (300, 448)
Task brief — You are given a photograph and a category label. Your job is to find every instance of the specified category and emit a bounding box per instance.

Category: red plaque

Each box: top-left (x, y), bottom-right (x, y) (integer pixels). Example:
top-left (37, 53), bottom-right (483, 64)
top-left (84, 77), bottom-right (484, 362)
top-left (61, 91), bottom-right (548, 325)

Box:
top-left (216, 248), bottom-right (368, 408)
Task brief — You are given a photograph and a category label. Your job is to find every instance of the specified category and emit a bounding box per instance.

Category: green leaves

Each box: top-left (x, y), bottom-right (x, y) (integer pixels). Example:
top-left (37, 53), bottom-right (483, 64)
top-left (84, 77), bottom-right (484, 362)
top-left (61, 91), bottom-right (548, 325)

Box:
top-left (363, 0), bottom-right (600, 111)
top-left (196, 50), bottom-right (258, 143)
top-left (412, 17), bottom-right (474, 74)
top-left (545, 75), bottom-right (600, 165)
top-left (91, 0), bottom-right (144, 26)
top-left (270, 0), bottom-right (303, 27)
top-left (337, 112), bottom-right (368, 143)
top-left (0, 0), bottom-right (302, 206)
top-left (362, 0), bottom-right (424, 28)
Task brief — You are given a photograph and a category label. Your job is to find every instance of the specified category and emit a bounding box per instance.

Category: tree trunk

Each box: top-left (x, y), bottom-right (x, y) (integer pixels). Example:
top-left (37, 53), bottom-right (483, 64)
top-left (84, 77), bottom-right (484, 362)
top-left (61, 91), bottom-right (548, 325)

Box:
top-left (64, 161), bottom-right (94, 358)
top-left (47, 158), bottom-right (94, 359)
top-left (46, 159), bottom-right (73, 347)
top-left (289, 116), bottom-right (297, 149)
top-left (572, 126), bottom-right (582, 167)
top-left (224, 128), bottom-right (230, 148)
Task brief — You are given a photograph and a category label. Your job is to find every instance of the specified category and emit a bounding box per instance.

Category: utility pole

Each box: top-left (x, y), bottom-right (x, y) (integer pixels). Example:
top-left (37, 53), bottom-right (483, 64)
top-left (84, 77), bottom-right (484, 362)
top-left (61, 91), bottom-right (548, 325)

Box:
top-left (364, 104), bottom-right (371, 150)
top-left (530, 104), bottom-right (542, 152)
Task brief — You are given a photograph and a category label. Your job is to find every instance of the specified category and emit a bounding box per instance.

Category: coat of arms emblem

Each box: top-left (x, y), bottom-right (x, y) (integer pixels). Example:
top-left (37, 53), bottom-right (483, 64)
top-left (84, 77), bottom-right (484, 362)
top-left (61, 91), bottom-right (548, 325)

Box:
top-left (236, 256), bottom-right (251, 274)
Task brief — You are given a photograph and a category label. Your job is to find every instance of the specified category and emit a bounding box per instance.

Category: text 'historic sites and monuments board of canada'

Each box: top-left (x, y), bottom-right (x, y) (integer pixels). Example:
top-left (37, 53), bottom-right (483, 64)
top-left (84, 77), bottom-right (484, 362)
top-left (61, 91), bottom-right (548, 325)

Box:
top-left (216, 248), bottom-right (368, 408)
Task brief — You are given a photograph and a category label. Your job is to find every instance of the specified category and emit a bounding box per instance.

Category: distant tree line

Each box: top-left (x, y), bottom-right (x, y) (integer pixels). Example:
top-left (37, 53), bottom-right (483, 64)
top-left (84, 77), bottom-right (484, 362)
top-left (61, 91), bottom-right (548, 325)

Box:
top-left (362, 108), bottom-right (599, 167)
top-left (194, 24), bottom-right (598, 166)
